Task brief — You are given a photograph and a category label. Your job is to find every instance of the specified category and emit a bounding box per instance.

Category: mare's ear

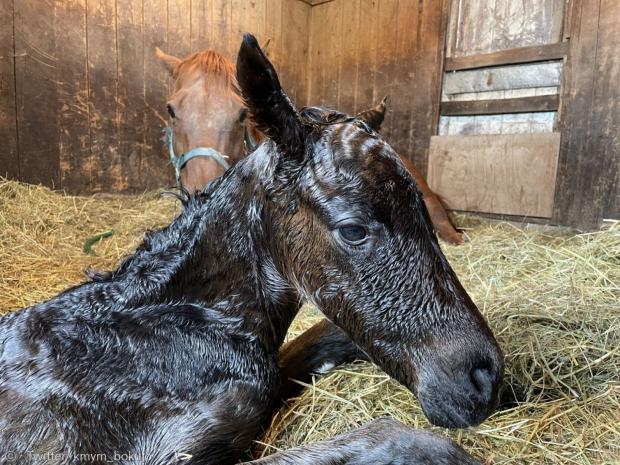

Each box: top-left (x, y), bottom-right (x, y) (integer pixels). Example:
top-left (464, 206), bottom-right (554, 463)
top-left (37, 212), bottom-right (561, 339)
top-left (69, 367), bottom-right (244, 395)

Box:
top-left (155, 47), bottom-right (182, 75)
top-left (236, 34), bottom-right (304, 157)
top-left (357, 96), bottom-right (388, 132)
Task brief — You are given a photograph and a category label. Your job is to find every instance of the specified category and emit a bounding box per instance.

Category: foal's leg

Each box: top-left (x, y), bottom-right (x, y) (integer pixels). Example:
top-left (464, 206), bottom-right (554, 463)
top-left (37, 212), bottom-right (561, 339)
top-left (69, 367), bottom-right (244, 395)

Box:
top-left (278, 319), bottom-right (368, 400)
top-left (243, 418), bottom-right (481, 465)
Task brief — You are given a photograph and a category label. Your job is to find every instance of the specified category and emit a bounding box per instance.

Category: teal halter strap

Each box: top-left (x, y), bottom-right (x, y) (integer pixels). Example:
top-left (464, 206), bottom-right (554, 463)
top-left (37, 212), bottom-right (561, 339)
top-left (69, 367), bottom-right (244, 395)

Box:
top-left (164, 127), bottom-right (231, 188)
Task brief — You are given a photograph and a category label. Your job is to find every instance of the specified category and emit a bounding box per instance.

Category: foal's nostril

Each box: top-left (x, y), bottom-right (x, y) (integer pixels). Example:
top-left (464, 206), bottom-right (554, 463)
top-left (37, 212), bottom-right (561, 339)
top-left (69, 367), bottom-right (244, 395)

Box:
top-left (470, 366), bottom-right (495, 399)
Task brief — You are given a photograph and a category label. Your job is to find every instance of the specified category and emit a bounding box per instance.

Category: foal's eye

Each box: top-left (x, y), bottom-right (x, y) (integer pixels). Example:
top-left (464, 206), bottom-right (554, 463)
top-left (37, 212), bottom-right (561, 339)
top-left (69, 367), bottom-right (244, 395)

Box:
top-left (338, 225), bottom-right (368, 244)
top-left (166, 104), bottom-right (176, 119)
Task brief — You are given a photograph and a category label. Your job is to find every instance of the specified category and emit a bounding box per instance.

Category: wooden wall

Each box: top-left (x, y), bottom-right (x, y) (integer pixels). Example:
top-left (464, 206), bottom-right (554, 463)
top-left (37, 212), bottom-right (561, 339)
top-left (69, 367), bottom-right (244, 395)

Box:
top-left (306, 0), bottom-right (448, 175)
top-left (1, 0), bottom-right (617, 229)
top-left (0, 0), bottom-right (310, 194)
top-left (554, 0), bottom-right (620, 227)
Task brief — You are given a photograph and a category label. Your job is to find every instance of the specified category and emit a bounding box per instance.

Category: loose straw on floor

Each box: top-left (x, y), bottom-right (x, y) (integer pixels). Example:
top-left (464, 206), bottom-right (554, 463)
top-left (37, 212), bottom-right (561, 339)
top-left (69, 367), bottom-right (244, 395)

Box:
top-left (1, 180), bottom-right (618, 465)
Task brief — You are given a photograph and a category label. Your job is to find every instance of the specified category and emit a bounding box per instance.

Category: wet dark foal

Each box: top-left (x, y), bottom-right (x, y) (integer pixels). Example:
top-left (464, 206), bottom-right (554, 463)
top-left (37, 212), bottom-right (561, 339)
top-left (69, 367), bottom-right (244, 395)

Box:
top-left (0, 36), bottom-right (503, 465)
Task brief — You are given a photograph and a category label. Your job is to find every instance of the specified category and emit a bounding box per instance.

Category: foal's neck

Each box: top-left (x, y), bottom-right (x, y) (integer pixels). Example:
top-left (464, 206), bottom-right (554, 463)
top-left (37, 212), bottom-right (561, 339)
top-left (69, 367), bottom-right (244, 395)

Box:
top-left (116, 159), bottom-right (300, 350)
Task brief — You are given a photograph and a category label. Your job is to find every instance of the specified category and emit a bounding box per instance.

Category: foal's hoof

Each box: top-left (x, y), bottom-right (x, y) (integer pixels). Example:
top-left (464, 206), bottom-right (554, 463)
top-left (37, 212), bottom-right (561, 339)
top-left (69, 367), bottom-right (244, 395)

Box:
top-left (352, 418), bottom-right (481, 465)
top-left (437, 224), bottom-right (465, 245)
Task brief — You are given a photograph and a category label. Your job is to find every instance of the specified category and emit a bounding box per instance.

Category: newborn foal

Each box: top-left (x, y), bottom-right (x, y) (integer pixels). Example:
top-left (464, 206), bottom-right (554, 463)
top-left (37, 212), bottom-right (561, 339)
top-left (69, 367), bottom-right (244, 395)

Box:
top-left (0, 35), bottom-right (503, 465)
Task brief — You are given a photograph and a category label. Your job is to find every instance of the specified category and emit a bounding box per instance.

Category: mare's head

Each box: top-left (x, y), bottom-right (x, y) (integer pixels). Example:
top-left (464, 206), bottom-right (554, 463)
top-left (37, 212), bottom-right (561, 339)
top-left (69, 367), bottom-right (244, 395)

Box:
top-left (156, 48), bottom-right (249, 191)
top-left (236, 35), bottom-right (504, 428)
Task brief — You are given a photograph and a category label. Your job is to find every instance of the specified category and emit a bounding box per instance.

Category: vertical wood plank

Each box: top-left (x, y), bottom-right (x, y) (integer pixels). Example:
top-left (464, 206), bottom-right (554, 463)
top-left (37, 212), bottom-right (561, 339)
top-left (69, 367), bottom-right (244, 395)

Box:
top-left (0, 0), bottom-right (18, 179)
top-left (392, 0), bottom-right (419, 158)
top-left (55, 0), bottom-right (91, 193)
top-left (117, 0), bottom-right (144, 192)
top-left (14, 0), bottom-right (60, 187)
top-left (307, 3), bottom-right (324, 105)
top-left (210, 0), bottom-right (230, 55)
top-left (228, 0), bottom-right (244, 55)
top-left (356, 0), bottom-right (379, 109)
top-left (337, 0), bottom-right (360, 114)
top-left (407, 0), bottom-right (449, 174)
top-left (87, 0), bottom-right (120, 192)
top-left (330, 0), bottom-right (344, 108)
top-left (445, 0), bottom-right (460, 58)
top-left (372, 0), bottom-right (399, 142)
top-left (554, 0), bottom-right (620, 226)
top-left (142, 0), bottom-right (172, 189)
top-left (167, 0), bottom-right (191, 59)
top-left (191, 0), bottom-right (210, 51)
top-left (263, 0), bottom-right (282, 64)
top-left (306, 0), bottom-right (448, 176)
top-left (291, 0), bottom-right (311, 106)
top-left (245, 0), bottom-right (266, 40)
top-left (316, 1), bottom-right (341, 108)
top-left (226, 0), bottom-right (242, 58)
top-left (597, 0), bottom-right (620, 220)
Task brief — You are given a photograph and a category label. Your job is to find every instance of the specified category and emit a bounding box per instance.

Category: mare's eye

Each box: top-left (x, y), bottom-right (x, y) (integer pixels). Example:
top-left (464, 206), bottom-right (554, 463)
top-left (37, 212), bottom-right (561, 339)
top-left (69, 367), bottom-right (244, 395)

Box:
top-left (338, 225), bottom-right (368, 244)
top-left (167, 104), bottom-right (176, 119)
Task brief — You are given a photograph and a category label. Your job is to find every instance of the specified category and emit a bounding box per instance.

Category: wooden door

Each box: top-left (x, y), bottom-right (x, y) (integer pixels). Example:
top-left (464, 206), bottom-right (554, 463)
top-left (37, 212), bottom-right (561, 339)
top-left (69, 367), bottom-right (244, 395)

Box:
top-left (428, 0), bottom-right (568, 219)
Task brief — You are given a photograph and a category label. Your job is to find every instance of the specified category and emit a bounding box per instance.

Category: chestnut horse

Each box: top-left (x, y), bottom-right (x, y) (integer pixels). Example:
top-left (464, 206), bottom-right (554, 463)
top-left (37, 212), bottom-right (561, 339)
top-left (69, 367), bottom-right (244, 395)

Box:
top-left (156, 47), bottom-right (464, 244)
top-left (0, 35), bottom-right (503, 464)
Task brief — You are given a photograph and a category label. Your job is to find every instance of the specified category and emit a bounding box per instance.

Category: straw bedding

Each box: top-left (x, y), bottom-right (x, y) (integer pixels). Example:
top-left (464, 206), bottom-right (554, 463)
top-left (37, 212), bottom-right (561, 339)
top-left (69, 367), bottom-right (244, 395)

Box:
top-left (0, 180), bottom-right (618, 464)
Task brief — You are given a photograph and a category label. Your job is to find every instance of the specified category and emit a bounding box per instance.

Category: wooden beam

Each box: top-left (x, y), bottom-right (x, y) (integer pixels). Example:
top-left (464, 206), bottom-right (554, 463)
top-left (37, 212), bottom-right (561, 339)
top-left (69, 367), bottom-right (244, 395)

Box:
top-left (440, 95), bottom-right (559, 116)
top-left (445, 42), bottom-right (569, 71)
top-left (443, 62), bottom-right (562, 95)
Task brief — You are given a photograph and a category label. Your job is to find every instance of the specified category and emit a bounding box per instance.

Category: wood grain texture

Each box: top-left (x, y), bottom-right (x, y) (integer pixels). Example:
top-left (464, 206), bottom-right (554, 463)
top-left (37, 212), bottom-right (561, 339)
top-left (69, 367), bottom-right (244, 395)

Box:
top-left (440, 0), bottom-right (568, 144)
top-left (308, 0), bottom-right (448, 175)
top-left (86, 0), bottom-right (119, 192)
top-left (280, 0), bottom-right (311, 105)
top-left (55, 0), bottom-right (90, 193)
top-left (428, 133), bottom-right (561, 217)
top-left (0, 0), bottom-right (18, 179)
top-left (14, 0), bottom-right (60, 187)
top-left (439, 111), bottom-right (556, 136)
top-left (440, 95), bottom-right (559, 116)
top-left (554, 0), bottom-right (620, 226)
top-left (117, 0), bottom-right (144, 192)
top-left (3, 0), bottom-right (309, 193)
top-left (443, 62), bottom-right (562, 95)
top-left (142, 0), bottom-right (172, 190)
top-left (447, 0), bottom-right (566, 57)
top-left (445, 42), bottom-right (569, 71)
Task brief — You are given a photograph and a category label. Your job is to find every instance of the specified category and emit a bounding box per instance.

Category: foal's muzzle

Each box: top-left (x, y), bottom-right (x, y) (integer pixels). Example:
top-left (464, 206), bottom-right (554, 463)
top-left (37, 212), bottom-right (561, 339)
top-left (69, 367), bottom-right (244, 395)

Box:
top-left (417, 351), bottom-right (504, 428)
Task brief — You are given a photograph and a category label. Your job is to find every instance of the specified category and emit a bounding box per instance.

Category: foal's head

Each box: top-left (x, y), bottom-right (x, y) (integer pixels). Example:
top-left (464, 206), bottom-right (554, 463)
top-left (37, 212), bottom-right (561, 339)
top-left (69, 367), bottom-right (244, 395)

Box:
top-left (236, 35), bottom-right (503, 428)
top-left (156, 48), bottom-right (248, 191)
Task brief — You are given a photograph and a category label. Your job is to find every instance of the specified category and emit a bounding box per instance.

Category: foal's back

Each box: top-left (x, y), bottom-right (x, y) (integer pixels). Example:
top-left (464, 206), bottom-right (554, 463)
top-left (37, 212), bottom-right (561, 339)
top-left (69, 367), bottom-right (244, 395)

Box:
top-left (0, 281), bottom-right (277, 464)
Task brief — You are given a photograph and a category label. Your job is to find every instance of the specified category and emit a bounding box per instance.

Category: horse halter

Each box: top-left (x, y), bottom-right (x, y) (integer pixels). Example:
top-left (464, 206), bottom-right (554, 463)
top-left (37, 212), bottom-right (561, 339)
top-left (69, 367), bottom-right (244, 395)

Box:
top-left (164, 127), bottom-right (231, 188)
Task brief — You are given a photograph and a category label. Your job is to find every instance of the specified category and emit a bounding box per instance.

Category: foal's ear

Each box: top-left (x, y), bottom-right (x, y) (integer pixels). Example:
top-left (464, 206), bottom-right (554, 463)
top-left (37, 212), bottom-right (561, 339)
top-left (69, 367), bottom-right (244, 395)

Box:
top-left (155, 47), bottom-right (182, 75)
top-left (357, 96), bottom-right (388, 132)
top-left (236, 34), bottom-right (304, 157)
